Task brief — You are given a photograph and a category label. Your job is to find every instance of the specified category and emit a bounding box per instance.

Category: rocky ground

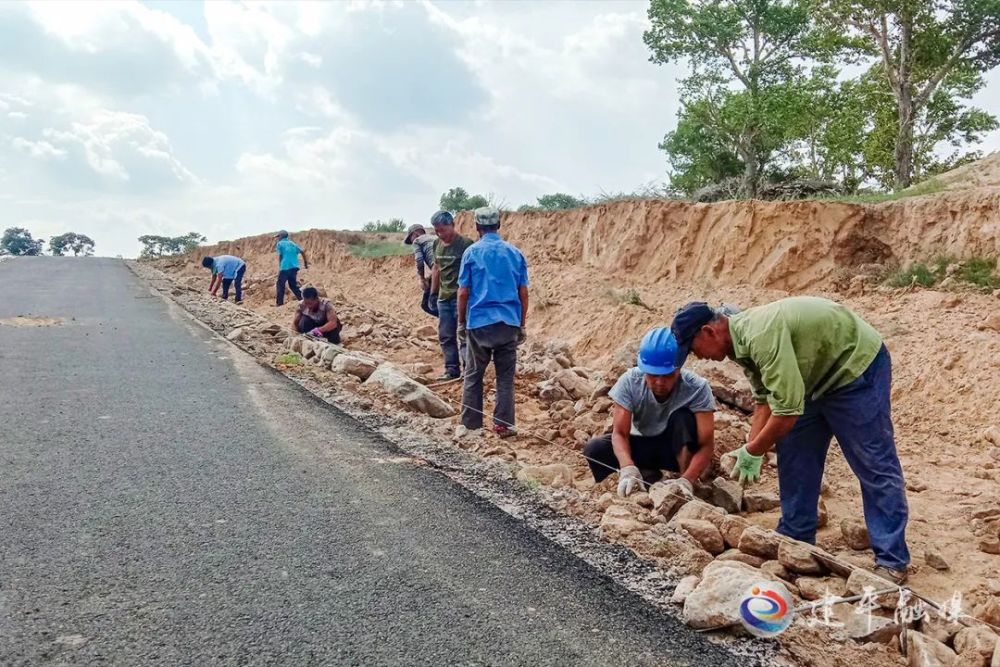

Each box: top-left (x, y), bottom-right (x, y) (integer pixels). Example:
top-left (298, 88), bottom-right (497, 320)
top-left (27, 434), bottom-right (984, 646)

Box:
top-left (136, 256), bottom-right (1000, 667)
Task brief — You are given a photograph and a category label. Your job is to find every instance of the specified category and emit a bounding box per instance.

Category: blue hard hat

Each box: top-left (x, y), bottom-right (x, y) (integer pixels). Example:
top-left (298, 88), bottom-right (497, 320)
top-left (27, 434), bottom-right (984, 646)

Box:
top-left (637, 327), bottom-right (679, 375)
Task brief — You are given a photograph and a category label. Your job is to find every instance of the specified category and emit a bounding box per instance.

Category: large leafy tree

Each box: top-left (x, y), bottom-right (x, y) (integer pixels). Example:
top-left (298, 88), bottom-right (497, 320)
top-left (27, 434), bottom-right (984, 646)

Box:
top-left (518, 193), bottom-right (587, 212)
top-left (645, 0), bottom-right (823, 197)
top-left (439, 187), bottom-right (489, 212)
top-left (49, 232), bottom-right (96, 256)
top-left (821, 0), bottom-right (1000, 189)
top-left (137, 232), bottom-right (206, 259)
top-left (361, 218), bottom-right (406, 233)
top-left (1, 227), bottom-right (44, 256)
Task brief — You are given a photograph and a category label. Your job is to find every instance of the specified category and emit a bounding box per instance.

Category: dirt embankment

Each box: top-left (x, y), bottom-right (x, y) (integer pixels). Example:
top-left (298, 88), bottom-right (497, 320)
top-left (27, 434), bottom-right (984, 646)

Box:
top-left (158, 185), bottom-right (1000, 667)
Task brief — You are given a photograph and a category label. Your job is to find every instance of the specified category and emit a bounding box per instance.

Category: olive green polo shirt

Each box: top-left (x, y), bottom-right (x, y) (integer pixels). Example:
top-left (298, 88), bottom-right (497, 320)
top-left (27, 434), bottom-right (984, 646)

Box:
top-left (729, 297), bottom-right (883, 416)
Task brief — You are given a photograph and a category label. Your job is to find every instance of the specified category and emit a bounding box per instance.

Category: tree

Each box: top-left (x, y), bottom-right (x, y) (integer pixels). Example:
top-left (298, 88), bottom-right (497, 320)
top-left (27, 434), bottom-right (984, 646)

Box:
top-left (517, 193), bottom-right (587, 212)
top-left (645, 0), bottom-right (823, 196)
top-left (138, 232), bottom-right (206, 259)
top-left (361, 218), bottom-right (406, 233)
top-left (439, 187), bottom-right (489, 212)
top-left (1, 227), bottom-right (44, 256)
top-left (821, 0), bottom-right (1000, 188)
top-left (49, 232), bottom-right (96, 256)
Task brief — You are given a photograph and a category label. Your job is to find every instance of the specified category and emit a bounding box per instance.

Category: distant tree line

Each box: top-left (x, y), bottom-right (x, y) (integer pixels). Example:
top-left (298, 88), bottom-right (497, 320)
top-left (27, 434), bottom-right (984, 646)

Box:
top-left (1, 227), bottom-right (95, 256)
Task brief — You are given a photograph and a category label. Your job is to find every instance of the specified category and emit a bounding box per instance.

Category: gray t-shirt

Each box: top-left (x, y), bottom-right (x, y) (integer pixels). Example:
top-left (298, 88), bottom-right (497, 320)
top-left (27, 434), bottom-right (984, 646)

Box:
top-left (608, 368), bottom-right (716, 436)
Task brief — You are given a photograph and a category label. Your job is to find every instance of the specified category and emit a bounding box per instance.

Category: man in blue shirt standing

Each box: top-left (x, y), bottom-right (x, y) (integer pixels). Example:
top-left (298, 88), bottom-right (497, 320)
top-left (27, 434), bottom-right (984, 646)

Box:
top-left (274, 230), bottom-right (309, 307)
top-left (457, 207), bottom-right (529, 437)
top-left (202, 254), bottom-right (247, 303)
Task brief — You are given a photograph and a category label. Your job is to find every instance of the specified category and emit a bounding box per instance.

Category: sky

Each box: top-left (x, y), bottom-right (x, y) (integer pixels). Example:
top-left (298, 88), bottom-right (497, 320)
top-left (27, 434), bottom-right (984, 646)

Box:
top-left (1, 0), bottom-right (998, 258)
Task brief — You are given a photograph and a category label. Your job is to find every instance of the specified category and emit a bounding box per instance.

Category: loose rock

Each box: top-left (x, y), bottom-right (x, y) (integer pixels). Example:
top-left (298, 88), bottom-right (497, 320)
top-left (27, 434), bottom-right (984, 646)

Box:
top-left (981, 536), bottom-right (1000, 555)
top-left (778, 539), bottom-right (826, 575)
top-left (924, 549), bottom-right (950, 571)
top-left (842, 519), bottom-right (872, 550)
top-left (671, 500), bottom-right (726, 530)
top-left (648, 483), bottom-right (689, 521)
top-left (738, 525), bottom-right (780, 560)
top-left (364, 365), bottom-right (456, 418)
top-left (678, 519), bottom-right (725, 555)
top-left (846, 612), bottom-right (900, 644)
top-left (846, 569), bottom-right (900, 609)
top-left (954, 626), bottom-right (999, 664)
top-left (920, 614), bottom-right (963, 644)
top-left (553, 368), bottom-right (594, 401)
top-left (600, 505), bottom-right (651, 539)
top-left (682, 560), bottom-right (778, 629)
top-left (760, 560), bottom-right (792, 581)
top-left (906, 631), bottom-right (957, 667)
top-left (796, 576), bottom-right (847, 601)
top-left (624, 527), bottom-right (714, 575)
top-left (711, 476), bottom-right (743, 514)
top-left (718, 514), bottom-right (750, 549)
top-left (743, 491), bottom-right (781, 513)
top-left (715, 549), bottom-right (766, 567)
top-left (331, 353), bottom-right (379, 380)
top-left (516, 464), bottom-right (574, 488)
top-left (976, 598), bottom-right (1000, 627)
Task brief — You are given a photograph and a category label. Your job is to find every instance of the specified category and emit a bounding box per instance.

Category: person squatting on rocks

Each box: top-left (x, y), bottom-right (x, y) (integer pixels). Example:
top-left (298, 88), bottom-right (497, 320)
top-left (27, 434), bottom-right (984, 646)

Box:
top-left (457, 207), bottom-right (529, 438)
top-left (671, 296), bottom-right (911, 583)
top-left (274, 230), bottom-right (309, 307)
top-left (202, 254), bottom-right (246, 303)
top-left (403, 222), bottom-right (438, 318)
top-left (294, 286), bottom-right (342, 344)
top-left (430, 210), bottom-right (474, 381)
top-left (584, 327), bottom-right (716, 498)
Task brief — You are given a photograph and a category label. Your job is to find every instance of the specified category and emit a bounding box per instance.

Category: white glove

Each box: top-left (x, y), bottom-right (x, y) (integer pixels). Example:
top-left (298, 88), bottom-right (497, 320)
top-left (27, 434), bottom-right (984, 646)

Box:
top-left (617, 465), bottom-right (643, 497)
top-left (663, 477), bottom-right (694, 499)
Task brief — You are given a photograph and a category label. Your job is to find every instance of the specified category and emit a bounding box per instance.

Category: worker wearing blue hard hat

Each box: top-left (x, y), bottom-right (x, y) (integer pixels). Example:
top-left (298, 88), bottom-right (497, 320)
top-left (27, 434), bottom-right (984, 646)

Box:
top-left (583, 326), bottom-right (717, 498)
top-left (670, 297), bottom-right (910, 584)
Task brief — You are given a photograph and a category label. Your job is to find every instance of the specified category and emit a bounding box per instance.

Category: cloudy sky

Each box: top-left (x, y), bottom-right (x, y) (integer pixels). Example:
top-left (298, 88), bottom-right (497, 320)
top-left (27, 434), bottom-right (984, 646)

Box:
top-left (1, 1), bottom-right (998, 258)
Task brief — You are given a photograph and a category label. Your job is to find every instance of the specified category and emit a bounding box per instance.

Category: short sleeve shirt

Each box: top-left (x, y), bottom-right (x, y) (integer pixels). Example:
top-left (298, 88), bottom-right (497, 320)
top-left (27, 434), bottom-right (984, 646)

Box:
top-left (609, 368), bottom-right (716, 437)
top-left (433, 235), bottom-right (473, 300)
top-left (212, 255), bottom-right (245, 279)
top-left (412, 233), bottom-right (437, 273)
top-left (276, 239), bottom-right (301, 271)
top-left (457, 232), bottom-right (529, 330)
top-left (297, 298), bottom-right (335, 324)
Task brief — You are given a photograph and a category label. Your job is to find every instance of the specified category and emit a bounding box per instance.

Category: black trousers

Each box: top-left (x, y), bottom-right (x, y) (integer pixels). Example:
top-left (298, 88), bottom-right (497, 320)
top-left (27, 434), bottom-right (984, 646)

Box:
top-left (276, 268), bottom-right (302, 306)
top-left (297, 315), bottom-right (342, 344)
top-left (221, 265), bottom-right (246, 302)
top-left (583, 408), bottom-right (698, 482)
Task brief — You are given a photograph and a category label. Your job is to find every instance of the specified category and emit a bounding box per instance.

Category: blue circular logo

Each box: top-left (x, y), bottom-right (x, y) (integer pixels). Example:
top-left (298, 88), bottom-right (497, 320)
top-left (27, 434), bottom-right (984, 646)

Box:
top-left (739, 581), bottom-right (795, 638)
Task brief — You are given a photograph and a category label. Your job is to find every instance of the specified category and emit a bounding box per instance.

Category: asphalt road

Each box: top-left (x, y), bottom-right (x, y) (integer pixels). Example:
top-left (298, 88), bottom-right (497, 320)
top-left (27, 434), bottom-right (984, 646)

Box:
top-left (0, 257), bottom-right (742, 666)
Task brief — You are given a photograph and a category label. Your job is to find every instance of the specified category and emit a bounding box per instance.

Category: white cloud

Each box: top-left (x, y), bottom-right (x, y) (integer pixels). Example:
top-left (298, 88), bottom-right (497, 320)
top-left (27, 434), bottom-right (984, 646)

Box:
top-left (12, 136), bottom-right (66, 159)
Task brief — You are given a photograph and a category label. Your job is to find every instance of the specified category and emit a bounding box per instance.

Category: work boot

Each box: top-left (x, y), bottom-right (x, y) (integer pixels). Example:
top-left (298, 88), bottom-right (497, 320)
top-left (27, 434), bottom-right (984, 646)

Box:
top-left (435, 372), bottom-right (461, 382)
top-left (873, 565), bottom-right (909, 585)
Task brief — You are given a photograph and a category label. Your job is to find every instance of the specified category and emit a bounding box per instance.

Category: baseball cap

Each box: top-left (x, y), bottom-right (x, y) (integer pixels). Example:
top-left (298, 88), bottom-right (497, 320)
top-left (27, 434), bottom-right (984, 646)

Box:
top-left (474, 206), bottom-right (500, 227)
top-left (403, 223), bottom-right (424, 245)
top-left (274, 230), bottom-right (289, 239)
top-left (670, 301), bottom-right (717, 366)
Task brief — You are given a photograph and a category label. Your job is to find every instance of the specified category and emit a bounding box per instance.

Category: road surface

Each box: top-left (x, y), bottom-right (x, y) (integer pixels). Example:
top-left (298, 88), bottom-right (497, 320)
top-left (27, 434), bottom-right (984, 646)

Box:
top-left (0, 257), bottom-right (742, 666)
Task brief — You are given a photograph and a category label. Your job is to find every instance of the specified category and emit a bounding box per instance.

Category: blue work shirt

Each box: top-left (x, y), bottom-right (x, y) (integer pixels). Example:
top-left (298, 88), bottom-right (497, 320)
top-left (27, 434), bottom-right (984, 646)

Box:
top-left (275, 238), bottom-right (301, 271)
top-left (458, 232), bottom-right (529, 330)
top-left (213, 255), bottom-right (245, 279)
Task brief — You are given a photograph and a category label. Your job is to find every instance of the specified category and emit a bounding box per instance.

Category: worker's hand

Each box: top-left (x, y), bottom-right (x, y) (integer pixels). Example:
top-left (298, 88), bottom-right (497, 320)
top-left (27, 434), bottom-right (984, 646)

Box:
top-left (730, 445), bottom-right (764, 486)
top-left (516, 327), bottom-right (526, 345)
top-left (457, 322), bottom-right (467, 344)
top-left (663, 477), bottom-right (694, 499)
top-left (617, 465), bottom-right (643, 497)
top-left (421, 277), bottom-right (430, 291)
top-left (308, 327), bottom-right (324, 338)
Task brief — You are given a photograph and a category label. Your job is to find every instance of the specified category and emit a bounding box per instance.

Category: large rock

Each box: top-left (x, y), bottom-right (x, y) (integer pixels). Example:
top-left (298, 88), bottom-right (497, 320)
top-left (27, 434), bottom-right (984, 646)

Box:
top-left (760, 560), bottom-right (792, 581)
top-left (624, 527), bottom-right (714, 574)
top-left (682, 560), bottom-right (777, 629)
top-left (743, 491), bottom-right (782, 513)
top-left (738, 526), bottom-right (781, 560)
top-left (778, 539), bottom-right (826, 575)
top-left (842, 520), bottom-right (871, 550)
top-left (647, 482), bottom-right (690, 520)
top-left (516, 463), bottom-right (574, 488)
top-left (320, 344), bottom-right (348, 364)
top-left (600, 505), bottom-right (651, 539)
top-left (796, 576), bottom-right (846, 601)
top-left (718, 514), bottom-right (750, 549)
top-left (846, 612), bottom-right (900, 644)
top-left (414, 323), bottom-right (437, 339)
top-left (711, 477), bottom-right (743, 514)
top-left (677, 519), bottom-right (725, 555)
top-left (976, 598), bottom-right (1000, 627)
top-left (920, 614), bottom-right (964, 644)
top-left (907, 631), bottom-right (958, 667)
top-left (364, 365), bottom-right (456, 418)
top-left (671, 500), bottom-right (726, 530)
top-left (846, 569), bottom-right (901, 609)
top-left (553, 368), bottom-right (594, 401)
top-left (716, 549), bottom-right (766, 567)
top-left (331, 353), bottom-right (379, 380)
top-left (954, 627), bottom-right (999, 665)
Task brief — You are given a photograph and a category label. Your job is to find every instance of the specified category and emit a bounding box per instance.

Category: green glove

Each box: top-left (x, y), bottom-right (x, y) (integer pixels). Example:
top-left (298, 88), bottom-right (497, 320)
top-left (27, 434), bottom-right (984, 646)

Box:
top-left (730, 445), bottom-right (764, 485)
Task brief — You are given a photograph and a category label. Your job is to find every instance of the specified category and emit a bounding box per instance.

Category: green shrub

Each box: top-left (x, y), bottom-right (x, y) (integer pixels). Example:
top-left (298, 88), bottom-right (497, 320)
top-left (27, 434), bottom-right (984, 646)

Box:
top-left (888, 263), bottom-right (936, 287)
top-left (275, 353), bottom-right (304, 365)
top-left (348, 241), bottom-right (411, 258)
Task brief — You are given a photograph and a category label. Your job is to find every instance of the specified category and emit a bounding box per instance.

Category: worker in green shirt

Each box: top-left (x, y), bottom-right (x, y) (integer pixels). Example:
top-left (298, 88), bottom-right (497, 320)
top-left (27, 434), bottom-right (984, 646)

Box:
top-left (671, 297), bottom-right (910, 583)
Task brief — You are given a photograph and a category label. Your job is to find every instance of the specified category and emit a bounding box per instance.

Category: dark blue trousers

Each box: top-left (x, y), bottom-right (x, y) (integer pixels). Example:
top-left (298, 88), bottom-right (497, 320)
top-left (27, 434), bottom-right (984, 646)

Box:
top-left (776, 345), bottom-right (910, 570)
top-left (276, 268), bottom-right (302, 306)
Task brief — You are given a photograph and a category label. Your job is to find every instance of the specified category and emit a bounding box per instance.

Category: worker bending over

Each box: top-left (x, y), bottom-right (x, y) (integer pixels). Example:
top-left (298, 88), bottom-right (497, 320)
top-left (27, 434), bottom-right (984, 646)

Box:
top-left (403, 222), bottom-right (438, 317)
top-left (671, 297), bottom-right (910, 583)
top-left (293, 287), bottom-right (342, 344)
top-left (584, 328), bottom-right (716, 498)
top-left (202, 254), bottom-right (246, 303)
